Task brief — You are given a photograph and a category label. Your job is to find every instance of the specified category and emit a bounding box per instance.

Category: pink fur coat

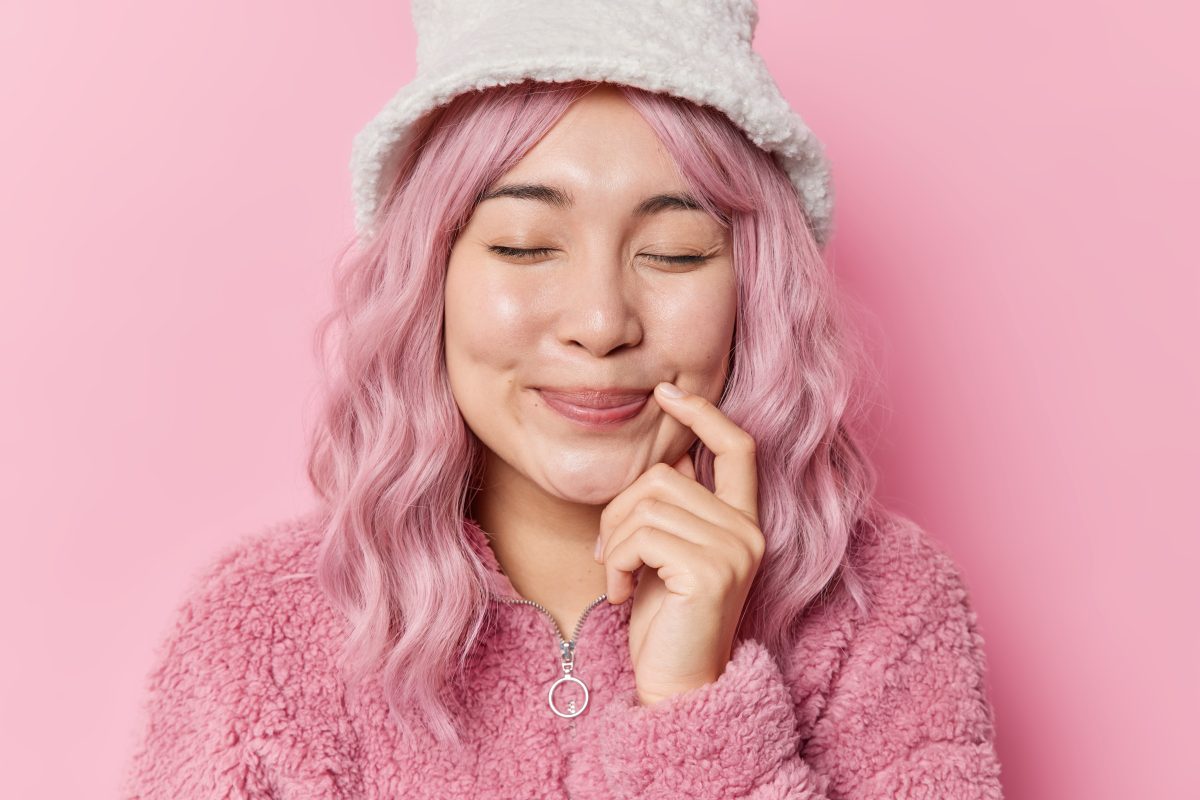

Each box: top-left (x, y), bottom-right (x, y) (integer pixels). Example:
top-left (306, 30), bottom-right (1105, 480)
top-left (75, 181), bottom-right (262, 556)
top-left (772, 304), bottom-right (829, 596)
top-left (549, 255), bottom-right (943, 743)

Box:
top-left (120, 512), bottom-right (1003, 798)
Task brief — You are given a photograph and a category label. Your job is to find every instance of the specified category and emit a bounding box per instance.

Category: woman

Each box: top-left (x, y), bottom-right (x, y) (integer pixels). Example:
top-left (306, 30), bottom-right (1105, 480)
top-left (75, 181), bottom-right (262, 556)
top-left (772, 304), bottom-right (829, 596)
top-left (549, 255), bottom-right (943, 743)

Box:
top-left (121, 2), bottom-right (1003, 799)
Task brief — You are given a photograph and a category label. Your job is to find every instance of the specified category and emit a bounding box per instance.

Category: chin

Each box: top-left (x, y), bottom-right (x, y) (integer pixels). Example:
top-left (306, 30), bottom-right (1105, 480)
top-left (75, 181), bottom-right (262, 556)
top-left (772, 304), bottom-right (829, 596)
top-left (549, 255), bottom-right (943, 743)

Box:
top-left (540, 466), bottom-right (641, 506)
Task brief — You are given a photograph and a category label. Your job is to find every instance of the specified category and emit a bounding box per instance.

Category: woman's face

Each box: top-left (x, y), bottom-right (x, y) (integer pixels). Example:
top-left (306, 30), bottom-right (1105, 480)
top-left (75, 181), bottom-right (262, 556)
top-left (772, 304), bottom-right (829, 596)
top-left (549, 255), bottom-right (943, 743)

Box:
top-left (444, 85), bottom-right (737, 506)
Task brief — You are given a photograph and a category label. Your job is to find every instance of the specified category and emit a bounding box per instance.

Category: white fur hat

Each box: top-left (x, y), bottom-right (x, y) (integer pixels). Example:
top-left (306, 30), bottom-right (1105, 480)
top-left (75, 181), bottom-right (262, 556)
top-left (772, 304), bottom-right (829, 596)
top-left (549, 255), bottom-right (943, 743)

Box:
top-left (350, 0), bottom-right (835, 247)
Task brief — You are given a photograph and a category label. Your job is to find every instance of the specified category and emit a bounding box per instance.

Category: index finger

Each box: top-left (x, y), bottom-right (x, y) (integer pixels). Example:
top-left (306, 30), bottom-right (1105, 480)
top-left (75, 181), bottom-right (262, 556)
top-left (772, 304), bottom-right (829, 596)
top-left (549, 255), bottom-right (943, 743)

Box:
top-left (653, 382), bottom-right (759, 524)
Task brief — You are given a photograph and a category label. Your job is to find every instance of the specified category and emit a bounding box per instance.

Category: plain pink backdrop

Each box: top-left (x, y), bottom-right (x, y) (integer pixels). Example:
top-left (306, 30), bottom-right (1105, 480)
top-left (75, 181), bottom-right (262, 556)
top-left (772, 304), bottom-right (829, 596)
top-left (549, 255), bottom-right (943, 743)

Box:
top-left (2, 1), bottom-right (1196, 797)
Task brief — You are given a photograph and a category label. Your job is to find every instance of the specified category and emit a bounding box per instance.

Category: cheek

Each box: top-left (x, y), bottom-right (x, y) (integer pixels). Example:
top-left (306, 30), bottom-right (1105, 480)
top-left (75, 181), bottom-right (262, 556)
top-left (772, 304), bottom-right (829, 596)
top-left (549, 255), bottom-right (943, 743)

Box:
top-left (653, 278), bottom-right (738, 378)
top-left (444, 263), bottom-right (540, 378)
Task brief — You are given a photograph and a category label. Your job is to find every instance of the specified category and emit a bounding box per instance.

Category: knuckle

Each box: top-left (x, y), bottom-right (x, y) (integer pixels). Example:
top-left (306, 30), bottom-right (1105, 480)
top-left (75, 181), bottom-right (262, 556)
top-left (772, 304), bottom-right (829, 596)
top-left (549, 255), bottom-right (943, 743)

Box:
top-left (736, 546), bottom-right (759, 577)
top-left (633, 524), bottom-right (656, 543)
top-left (742, 522), bottom-right (766, 558)
top-left (747, 534), bottom-right (766, 562)
top-left (633, 495), bottom-right (664, 523)
top-left (724, 540), bottom-right (759, 581)
top-left (647, 461), bottom-right (675, 484)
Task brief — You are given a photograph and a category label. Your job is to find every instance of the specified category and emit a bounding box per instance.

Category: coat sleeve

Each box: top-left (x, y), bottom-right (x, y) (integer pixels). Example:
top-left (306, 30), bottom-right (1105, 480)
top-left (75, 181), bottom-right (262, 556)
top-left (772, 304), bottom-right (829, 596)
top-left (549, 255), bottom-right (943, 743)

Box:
top-left (800, 526), bottom-right (1004, 798)
top-left (590, 525), bottom-right (1004, 799)
top-left (590, 635), bottom-right (832, 799)
top-left (118, 547), bottom-right (277, 799)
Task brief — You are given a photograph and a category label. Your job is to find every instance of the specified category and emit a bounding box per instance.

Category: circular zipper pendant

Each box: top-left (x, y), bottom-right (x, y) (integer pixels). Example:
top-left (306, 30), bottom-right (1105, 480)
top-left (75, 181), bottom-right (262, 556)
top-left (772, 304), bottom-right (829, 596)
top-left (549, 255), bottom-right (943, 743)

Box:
top-left (548, 674), bottom-right (589, 718)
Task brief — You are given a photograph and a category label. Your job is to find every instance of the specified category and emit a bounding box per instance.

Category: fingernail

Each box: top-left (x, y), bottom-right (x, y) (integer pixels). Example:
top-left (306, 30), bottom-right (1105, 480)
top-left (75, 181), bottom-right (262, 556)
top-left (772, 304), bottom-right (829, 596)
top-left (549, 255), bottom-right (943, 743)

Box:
top-left (593, 536), bottom-right (602, 562)
top-left (657, 381), bottom-right (685, 398)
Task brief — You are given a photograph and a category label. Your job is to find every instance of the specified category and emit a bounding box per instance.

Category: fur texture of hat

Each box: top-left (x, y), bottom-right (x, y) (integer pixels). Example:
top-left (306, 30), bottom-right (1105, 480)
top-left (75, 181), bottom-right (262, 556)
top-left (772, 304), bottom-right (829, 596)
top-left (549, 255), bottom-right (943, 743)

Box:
top-left (350, 0), bottom-right (835, 247)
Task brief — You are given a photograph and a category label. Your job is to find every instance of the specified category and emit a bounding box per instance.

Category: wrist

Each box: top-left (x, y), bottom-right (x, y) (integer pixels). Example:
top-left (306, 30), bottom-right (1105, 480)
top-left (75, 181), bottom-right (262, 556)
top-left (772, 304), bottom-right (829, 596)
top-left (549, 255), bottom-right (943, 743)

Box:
top-left (636, 667), bottom-right (726, 706)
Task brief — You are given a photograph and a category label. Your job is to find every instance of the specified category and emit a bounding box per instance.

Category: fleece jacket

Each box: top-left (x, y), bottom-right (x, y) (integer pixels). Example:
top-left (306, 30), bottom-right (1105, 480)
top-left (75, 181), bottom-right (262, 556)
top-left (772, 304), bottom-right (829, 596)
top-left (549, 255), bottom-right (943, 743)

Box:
top-left (119, 510), bottom-right (1004, 798)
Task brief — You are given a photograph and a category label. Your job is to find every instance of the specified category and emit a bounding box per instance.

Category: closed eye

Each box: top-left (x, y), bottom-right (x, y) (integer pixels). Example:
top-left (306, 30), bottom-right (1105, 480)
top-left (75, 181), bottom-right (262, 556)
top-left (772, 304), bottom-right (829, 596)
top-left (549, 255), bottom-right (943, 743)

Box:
top-left (487, 245), bottom-right (710, 265)
top-left (489, 245), bottom-right (557, 259)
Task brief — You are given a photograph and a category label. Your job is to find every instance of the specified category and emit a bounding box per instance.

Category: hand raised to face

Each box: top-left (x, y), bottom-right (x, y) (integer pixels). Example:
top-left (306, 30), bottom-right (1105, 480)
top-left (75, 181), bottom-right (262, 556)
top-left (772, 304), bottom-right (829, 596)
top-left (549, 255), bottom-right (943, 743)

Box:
top-left (595, 381), bottom-right (764, 706)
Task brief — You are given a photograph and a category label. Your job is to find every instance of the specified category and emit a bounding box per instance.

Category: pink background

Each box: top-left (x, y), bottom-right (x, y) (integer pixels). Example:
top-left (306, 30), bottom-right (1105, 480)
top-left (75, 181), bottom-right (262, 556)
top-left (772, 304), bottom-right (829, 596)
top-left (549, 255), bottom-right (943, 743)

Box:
top-left (3, 1), bottom-right (1196, 797)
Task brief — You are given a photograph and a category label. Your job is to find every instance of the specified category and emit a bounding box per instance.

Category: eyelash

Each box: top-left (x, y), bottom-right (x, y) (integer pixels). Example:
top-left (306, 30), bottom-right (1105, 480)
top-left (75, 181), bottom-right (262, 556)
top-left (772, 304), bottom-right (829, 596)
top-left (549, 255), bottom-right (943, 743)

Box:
top-left (488, 245), bottom-right (709, 266)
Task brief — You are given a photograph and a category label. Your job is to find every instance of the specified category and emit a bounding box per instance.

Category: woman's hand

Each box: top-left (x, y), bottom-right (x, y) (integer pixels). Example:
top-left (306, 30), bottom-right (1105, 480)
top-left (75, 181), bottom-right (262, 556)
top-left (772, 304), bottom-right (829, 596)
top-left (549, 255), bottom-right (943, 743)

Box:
top-left (594, 381), bottom-right (765, 706)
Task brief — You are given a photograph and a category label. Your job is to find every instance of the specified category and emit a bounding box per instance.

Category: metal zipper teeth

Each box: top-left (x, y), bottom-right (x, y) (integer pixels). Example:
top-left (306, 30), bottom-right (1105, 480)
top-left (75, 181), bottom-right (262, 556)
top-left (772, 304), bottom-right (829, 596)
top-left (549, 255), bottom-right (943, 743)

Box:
top-left (494, 592), bottom-right (609, 648)
top-left (495, 592), bottom-right (609, 724)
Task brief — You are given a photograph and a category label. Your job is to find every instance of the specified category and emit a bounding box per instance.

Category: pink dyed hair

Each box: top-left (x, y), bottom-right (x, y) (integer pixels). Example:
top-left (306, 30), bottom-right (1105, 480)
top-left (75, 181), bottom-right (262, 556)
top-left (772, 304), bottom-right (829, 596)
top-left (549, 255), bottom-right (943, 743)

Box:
top-left (305, 79), bottom-right (889, 749)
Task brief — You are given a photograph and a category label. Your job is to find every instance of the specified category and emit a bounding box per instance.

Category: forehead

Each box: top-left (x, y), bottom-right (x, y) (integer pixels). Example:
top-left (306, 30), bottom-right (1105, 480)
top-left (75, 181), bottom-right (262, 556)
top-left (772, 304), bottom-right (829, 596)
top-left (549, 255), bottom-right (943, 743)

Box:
top-left (490, 86), bottom-right (689, 200)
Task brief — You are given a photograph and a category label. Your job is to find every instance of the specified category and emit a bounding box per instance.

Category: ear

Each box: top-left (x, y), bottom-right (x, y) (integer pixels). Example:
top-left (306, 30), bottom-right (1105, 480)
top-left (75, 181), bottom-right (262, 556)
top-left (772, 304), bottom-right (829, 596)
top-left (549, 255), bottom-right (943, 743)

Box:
top-left (670, 449), bottom-right (696, 480)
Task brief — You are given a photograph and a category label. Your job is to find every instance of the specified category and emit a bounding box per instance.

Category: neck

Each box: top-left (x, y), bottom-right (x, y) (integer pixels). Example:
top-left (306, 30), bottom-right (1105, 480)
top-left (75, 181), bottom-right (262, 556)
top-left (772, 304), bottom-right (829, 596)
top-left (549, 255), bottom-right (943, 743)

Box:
top-left (470, 456), bottom-right (610, 622)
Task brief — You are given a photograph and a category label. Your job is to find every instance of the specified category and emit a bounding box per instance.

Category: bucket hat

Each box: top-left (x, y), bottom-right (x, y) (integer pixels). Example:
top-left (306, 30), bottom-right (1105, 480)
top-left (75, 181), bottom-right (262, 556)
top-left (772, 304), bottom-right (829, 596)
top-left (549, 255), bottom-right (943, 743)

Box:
top-left (350, 0), bottom-right (835, 247)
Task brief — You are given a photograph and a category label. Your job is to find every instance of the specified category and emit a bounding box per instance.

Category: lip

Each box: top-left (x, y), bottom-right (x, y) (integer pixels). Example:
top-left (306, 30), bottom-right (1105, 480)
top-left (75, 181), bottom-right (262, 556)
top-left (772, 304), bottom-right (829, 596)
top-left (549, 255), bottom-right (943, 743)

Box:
top-left (536, 387), bottom-right (653, 428)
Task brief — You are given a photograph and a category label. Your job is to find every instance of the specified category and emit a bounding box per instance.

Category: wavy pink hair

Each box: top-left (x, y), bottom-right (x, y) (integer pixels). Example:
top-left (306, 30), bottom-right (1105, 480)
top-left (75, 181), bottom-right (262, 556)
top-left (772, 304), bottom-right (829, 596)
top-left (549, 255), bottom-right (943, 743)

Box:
top-left (305, 79), bottom-right (889, 749)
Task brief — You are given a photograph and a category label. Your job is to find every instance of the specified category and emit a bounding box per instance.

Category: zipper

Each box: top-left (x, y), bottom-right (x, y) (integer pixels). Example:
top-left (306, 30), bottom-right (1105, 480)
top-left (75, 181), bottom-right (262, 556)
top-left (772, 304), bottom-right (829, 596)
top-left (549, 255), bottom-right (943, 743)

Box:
top-left (494, 592), bottom-right (609, 734)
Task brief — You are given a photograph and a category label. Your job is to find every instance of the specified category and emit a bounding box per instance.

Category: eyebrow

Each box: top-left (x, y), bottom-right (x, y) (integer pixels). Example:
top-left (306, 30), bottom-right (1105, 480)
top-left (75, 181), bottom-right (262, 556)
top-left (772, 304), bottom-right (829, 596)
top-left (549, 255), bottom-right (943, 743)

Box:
top-left (476, 182), bottom-right (705, 217)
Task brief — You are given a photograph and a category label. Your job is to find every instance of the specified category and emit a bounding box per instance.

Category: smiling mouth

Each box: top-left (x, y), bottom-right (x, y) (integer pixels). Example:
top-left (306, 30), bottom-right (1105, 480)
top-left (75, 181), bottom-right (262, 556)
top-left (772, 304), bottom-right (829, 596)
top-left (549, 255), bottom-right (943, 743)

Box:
top-left (536, 389), bottom-right (652, 427)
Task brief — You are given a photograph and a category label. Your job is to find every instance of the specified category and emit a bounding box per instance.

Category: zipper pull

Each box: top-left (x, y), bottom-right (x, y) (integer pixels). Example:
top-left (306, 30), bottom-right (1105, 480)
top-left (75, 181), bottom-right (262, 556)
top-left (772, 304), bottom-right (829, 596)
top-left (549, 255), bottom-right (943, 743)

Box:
top-left (547, 639), bottom-right (589, 719)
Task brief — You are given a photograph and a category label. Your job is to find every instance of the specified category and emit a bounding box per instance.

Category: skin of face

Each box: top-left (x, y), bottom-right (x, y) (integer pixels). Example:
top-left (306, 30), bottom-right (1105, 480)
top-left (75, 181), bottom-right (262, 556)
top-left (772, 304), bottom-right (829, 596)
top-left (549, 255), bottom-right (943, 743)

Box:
top-left (444, 84), bottom-right (737, 515)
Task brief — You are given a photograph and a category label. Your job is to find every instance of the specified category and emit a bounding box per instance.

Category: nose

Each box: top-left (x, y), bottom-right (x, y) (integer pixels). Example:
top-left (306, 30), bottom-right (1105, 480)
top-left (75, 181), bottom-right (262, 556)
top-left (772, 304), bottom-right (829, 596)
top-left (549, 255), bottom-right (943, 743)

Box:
top-left (554, 251), bottom-right (644, 357)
